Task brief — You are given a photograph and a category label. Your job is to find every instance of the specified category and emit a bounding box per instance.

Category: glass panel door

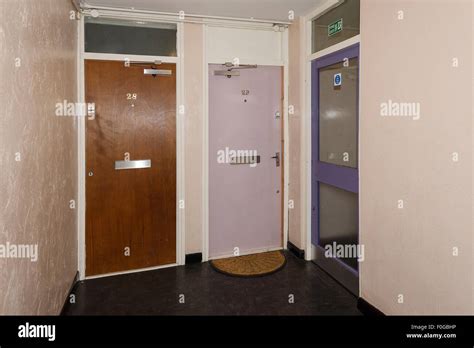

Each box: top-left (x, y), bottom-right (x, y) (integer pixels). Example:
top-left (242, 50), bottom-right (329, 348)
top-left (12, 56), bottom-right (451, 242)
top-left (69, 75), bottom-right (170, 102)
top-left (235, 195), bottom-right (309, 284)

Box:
top-left (319, 182), bottom-right (359, 270)
top-left (319, 58), bottom-right (358, 168)
top-left (311, 44), bottom-right (359, 294)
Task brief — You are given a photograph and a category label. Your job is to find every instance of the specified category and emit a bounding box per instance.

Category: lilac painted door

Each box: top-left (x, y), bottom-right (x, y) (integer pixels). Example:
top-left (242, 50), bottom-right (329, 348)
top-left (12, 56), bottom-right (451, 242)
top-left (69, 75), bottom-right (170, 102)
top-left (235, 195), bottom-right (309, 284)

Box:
top-left (209, 64), bottom-right (282, 259)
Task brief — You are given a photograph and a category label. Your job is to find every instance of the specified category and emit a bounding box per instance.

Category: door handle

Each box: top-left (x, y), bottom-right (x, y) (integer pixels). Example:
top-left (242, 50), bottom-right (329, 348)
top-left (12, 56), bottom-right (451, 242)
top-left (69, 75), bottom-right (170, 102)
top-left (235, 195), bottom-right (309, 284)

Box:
top-left (143, 69), bottom-right (172, 76)
top-left (271, 152), bottom-right (280, 167)
top-left (115, 159), bottom-right (151, 170)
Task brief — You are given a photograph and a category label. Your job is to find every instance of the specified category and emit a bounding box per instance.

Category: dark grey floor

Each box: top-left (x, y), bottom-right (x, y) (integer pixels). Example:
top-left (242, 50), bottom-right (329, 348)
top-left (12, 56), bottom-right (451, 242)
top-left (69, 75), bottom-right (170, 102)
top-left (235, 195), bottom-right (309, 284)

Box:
top-left (63, 251), bottom-right (361, 315)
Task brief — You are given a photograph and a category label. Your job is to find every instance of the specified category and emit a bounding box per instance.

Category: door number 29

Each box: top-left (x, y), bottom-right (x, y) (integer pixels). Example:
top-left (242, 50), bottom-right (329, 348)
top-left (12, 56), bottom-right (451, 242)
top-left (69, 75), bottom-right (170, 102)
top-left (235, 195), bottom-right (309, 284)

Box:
top-left (127, 93), bottom-right (137, 100)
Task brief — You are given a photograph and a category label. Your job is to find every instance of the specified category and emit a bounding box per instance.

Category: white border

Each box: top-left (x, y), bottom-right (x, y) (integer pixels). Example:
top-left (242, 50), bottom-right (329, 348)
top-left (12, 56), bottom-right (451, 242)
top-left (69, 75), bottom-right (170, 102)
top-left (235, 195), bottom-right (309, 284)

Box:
top-left (302, 1), bottom-right (361, 281)
top-left (201, 25), bottom-right (289, 261)
top-left (77, 16), bottom-right (186, 280)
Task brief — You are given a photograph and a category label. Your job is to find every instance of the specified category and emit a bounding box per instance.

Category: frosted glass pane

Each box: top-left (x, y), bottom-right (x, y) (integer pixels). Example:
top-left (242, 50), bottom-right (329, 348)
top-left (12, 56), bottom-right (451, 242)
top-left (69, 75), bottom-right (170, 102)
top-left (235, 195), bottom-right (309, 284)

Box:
top-left (319, 183), bottom-right (358, 270)
top-left (319, 57), bottom-right (358, 168)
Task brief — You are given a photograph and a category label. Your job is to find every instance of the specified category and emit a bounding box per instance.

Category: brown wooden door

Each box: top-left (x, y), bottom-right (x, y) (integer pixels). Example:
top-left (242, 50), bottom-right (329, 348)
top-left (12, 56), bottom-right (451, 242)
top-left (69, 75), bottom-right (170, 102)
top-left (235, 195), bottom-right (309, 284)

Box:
top-left (85, 60), bottom-right (176, 276)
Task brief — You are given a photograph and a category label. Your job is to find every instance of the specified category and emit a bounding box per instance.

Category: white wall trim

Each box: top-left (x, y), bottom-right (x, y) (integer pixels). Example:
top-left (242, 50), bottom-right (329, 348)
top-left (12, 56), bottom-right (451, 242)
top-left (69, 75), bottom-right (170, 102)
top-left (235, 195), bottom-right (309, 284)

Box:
top-left (83, 52), bottom-right (179, 64)
top-left (282, 28), bottom-right (290, 250)
top-left (201, 24), bottom-right (210, 262)
top-left (308, 35), bottom-right (361, 61)
top-left (77, 17), bottom-right (186, 280)
top-left (77, 15), bottom-right (86, 278)
top-left (176, 21), bottom-right (186, 266)
top-left (357, 33), bottom-right (363, 297)
top-left (298, 16), bottom-right (309, 260)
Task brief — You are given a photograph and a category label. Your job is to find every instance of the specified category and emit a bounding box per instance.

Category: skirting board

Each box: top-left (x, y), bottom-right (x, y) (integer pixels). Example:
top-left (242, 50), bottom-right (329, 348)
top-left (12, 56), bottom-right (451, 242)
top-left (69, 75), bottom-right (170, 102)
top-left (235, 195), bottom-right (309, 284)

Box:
top-left (357, 297), bottom-right (385, 316)
top-left (185, 253), bottom-right (203, 264)
top-left (60, 271), bottom-right (79, 316)
top-left (287, 241), bottom-right (305, 259)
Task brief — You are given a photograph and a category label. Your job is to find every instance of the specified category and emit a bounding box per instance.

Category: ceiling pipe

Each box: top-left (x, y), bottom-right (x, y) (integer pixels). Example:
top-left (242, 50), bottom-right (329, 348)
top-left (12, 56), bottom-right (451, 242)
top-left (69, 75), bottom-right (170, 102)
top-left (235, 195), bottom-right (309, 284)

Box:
top-left (80, 3), bottom-right (292, 27)
top-left (71, 0), bottom-right (83, 13)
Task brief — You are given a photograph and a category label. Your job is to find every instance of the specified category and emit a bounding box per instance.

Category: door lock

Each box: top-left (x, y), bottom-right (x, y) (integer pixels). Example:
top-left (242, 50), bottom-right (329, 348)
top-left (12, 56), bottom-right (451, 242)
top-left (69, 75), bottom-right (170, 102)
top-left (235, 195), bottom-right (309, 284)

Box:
top-left (271, 152), bottom-right (280, 167)
top-left (87, 103), bottom-right (95, 118)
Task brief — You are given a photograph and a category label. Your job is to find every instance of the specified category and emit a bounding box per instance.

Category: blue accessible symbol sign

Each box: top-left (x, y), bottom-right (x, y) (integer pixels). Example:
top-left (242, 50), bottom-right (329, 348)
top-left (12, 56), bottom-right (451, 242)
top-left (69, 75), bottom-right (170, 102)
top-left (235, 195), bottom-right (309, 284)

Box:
top-left (334, 73), bottom-right (342, 87)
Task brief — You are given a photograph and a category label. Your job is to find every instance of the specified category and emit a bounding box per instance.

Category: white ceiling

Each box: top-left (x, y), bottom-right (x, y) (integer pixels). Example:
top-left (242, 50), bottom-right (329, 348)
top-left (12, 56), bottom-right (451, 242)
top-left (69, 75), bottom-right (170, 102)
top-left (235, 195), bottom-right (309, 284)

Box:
top-left (82, 0), bottom-right (324, 22)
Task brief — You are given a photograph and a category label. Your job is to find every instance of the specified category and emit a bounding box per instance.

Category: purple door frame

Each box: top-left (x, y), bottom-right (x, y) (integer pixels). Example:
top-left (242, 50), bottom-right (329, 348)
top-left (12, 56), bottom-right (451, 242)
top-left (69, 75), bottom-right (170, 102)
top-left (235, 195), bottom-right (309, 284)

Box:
top-left (311, 43), bottom-right (360, 275)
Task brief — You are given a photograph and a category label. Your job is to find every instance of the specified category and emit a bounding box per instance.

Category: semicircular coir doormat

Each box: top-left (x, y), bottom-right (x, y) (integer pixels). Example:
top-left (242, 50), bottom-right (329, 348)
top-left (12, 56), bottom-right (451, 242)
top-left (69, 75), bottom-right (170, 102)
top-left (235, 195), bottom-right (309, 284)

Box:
top-left (210, 251), bottom-right (286, 277)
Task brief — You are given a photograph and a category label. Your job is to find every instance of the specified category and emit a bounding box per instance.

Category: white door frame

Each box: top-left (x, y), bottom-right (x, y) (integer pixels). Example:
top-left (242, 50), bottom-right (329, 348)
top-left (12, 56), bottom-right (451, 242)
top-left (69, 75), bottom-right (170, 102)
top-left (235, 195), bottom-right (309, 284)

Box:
top-left (76, 15), bottom-right (186, 280)
top-left (201, 24), bottom-right (290, 262)
top-left (302, 0), bottom-right (361, 261)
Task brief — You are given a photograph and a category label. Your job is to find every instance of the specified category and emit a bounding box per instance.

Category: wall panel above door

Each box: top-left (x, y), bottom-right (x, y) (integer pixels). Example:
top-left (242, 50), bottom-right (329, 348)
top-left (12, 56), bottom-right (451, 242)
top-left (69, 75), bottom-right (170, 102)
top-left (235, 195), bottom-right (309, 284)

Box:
top-left (206, 26), bottom-right (284, 66)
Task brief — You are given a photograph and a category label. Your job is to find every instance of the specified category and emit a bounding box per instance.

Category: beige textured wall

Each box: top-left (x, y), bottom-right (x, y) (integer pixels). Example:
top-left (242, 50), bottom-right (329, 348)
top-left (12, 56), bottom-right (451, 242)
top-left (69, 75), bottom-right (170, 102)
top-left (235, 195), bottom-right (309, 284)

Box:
top-left (184, 23), bottom-right (204, 254)
top-left (359, 0), bottom-right (473, 314)
top-left (288, 17), bottom-right (304, 249)
top-left (471, 1), bottom-right (474, 312)
top-left (0, 0), bottom-right (78, 314)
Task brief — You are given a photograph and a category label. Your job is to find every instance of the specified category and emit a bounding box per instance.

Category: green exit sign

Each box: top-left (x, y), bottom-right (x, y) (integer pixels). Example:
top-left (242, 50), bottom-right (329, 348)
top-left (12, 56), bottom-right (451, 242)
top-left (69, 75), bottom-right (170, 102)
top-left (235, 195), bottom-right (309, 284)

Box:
top-left (328, 18), bottom-right (343, 36)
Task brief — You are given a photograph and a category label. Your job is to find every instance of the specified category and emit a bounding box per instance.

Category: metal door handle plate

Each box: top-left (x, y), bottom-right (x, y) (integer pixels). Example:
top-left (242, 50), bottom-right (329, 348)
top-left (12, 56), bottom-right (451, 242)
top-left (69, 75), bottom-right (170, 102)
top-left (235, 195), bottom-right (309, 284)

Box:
top-left (115, 159), bottom-right (151, 170)
top-left (271, 152), bottom-right (280, 167)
